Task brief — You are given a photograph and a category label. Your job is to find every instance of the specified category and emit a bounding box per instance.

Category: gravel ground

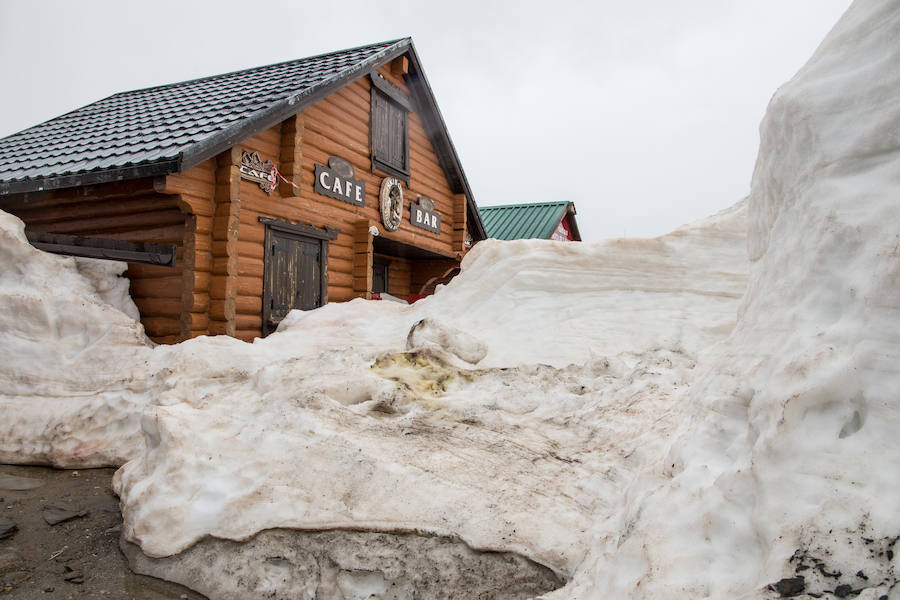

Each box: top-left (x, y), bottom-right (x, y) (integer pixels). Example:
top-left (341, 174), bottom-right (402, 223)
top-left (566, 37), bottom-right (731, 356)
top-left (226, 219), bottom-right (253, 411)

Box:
top-left (0, 465), bottom-right (206, 599)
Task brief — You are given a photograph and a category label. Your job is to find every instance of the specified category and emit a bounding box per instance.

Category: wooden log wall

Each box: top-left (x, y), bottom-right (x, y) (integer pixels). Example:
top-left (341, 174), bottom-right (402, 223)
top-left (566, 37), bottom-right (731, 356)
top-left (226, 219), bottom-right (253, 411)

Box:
top-left (353, 219), bottom-right (374, 300)
top-left (0, 179), bottom-right (187, 344)
top-left (159, 159), bottom-right (216, 341)
top-left (0, 54), bottom-right (471, 344)
top-left (228, 60), bottom-right (468, 340)
top-left (376, 254), bottom-right (412, 299)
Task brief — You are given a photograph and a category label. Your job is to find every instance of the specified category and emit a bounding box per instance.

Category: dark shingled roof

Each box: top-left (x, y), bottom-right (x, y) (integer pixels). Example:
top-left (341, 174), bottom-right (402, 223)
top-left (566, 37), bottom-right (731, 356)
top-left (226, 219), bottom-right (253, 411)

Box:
top-left (0, 38), bottom-right (486, 239)
top-left (479, 201), bottom-right (580, 241)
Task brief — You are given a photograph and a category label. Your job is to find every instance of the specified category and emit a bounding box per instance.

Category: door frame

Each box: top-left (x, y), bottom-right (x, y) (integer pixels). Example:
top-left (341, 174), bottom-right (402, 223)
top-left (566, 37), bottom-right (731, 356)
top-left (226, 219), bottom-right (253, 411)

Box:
top-left (259, 216), bottom-right (338, 336)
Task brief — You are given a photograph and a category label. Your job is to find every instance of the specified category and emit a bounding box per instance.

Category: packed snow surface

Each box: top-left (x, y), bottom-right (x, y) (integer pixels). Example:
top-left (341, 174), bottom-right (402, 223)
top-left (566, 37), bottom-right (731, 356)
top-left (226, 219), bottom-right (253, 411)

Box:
top-left (3, 0), bottom-right (899, 597)
top-left (0, 196), bottom-right (747, 595)
top-left (0, 213), bottom-right (153, 467)
top-left (559, 1), bottom-right (900, 597)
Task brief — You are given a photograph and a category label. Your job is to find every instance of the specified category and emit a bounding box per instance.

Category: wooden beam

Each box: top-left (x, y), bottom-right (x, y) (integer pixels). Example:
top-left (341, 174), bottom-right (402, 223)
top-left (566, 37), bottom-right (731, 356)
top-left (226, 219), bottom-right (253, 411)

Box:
top-left (25, 231), bottom-right (177, 267)
top-left (278, 112), bottom-right (304, 197)
top-left (369, 73), bottom-right (413, 112)
top-left (209, 148), bottom-right (242, 336)
top-left (390, 56), bottom-right (409, 77)
top-left (352, 219), bottom-right (374, 300)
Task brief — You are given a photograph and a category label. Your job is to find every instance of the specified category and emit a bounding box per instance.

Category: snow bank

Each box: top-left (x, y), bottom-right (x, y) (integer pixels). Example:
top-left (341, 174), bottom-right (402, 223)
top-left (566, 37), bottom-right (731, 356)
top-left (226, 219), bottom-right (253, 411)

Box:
top-left (0, 213), bottom-right (153, 467)
top-left (431, 202), bottom-right (747, 367)
top-left (555, 1), bottom-right (900, 597)
top-left (276, 201), bottom-right (746, 370)
top-left (106, 202), bottom-right (745, 593)
top-left (112, 0), bottom-right (900, 596)
top-left (15, 2), bottom-right (898, 596)
top-left (0, 197), bottom-right (745, 473)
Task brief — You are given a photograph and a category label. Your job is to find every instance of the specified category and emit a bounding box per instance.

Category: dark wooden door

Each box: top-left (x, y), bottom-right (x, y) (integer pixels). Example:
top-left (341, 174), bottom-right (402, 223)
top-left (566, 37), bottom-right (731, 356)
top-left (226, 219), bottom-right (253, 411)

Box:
top-left (263, 229), bottom-right (325, 336)
top-left (372, 257), bottom-right (390, 294)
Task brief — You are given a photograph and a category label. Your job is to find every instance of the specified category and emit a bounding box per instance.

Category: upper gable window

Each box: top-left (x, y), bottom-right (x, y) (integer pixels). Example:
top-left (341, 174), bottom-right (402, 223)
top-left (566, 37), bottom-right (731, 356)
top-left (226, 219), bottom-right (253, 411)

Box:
top-left (370, 75), bottom-right (410, 181)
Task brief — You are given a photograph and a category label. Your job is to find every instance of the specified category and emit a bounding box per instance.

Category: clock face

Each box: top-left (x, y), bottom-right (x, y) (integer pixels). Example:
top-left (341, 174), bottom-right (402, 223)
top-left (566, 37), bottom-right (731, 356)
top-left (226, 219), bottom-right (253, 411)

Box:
top-left (379, 177), bottom-right (403, 232)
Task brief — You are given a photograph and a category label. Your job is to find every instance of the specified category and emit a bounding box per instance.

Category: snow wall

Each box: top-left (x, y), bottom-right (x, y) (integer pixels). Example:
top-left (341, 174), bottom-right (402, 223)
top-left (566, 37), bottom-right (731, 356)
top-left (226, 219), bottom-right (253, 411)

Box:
top-left (2, 0), bottom-right (899, 597)
top-left (559, 1), bottom-right (900, 598)
top-left (0, 212), bottom-right (154, 467)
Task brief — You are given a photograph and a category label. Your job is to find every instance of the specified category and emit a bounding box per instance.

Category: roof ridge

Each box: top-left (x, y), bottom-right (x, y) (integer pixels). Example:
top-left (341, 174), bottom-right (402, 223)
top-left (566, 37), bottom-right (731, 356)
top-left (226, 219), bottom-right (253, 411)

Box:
top-left (111, 38), bottom-right (409, 99)
top-left (479, 201), bottom-right (570, 210)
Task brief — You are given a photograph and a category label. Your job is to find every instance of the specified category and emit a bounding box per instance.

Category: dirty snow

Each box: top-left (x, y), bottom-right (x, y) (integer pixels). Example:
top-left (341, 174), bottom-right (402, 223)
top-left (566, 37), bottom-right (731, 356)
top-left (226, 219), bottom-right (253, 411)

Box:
top-left (552, 1), bottom-right (900, 597)
top-left (2, 0), bottom-right (898, 597)
top-left (0, 214), bottom-right (154, 467)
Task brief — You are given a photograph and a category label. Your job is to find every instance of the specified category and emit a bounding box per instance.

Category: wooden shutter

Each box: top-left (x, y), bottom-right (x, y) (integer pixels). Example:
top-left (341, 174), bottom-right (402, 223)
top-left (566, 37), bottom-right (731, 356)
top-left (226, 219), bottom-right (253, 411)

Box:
top-left (373, 92), bottom-right (392, 165)
top-left (371, 87), bottom-right (409, 179)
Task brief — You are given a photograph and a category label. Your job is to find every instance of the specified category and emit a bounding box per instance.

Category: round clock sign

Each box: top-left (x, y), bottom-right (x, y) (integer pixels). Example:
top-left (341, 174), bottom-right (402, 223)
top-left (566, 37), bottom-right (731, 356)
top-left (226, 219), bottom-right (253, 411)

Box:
top-left (379, 177), bottom-right (403, 232)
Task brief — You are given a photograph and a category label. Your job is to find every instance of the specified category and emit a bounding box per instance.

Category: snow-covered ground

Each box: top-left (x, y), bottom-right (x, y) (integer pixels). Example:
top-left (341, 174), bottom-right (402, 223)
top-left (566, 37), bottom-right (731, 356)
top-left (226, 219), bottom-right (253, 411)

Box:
top-left (0, 197), bottom-right (747, 598)
top-left (3, 0), bottom-right (899, 597)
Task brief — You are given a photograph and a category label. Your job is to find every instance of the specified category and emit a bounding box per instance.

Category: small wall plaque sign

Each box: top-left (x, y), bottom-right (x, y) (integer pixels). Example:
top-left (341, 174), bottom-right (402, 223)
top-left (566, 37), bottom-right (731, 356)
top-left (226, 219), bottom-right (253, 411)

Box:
top-left (239, 151), bottom-right (276, 193)
top-left (314, 156), bottom-right (365, 206)
top-left (379, 177), bottom-right (403, 232)
top-left (410, 195), bottom-right (440, 234)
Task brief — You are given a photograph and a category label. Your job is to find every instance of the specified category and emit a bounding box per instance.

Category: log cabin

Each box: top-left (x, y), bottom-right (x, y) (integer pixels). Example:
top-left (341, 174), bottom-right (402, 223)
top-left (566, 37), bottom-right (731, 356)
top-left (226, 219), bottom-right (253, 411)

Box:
top-left (0, 39), bottom-right (487, 343)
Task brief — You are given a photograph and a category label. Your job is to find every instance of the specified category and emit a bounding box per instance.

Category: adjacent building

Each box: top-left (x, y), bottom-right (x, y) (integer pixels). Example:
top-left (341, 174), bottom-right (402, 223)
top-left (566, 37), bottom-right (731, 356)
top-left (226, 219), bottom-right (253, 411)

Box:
top-left (0, 39), bottom-right (487, 343)
top-left (479, 201), bottom-right (581, 242)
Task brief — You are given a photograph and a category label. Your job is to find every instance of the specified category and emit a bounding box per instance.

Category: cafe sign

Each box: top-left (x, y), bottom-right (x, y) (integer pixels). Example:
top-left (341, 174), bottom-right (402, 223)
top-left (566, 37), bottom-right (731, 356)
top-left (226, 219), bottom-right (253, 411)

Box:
top-left (314, 156), bottom-right (365, 207)
top-left (410, 195), bottom-right (440, 234)
top-left (239, 151), bottom-right (277, 193)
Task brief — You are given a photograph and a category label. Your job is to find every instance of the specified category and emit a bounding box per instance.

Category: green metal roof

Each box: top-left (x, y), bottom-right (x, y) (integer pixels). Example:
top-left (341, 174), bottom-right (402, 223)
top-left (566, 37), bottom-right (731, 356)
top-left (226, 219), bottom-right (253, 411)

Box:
top-left (478, 201), bottom-right (571, 240)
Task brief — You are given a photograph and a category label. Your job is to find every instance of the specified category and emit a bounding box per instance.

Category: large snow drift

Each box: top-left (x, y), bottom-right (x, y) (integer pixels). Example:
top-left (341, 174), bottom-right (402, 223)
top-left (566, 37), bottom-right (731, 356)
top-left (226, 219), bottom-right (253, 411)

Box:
top-left (0, 200), bottom-right (747, 597)
top-left (0, 213), bottom-right (154, 467)
top-left (108, 195), bottom-right (745, 597)
top-left (0, 200), bottom-right (746, 469)
top-left (556, 1), bottom-right (900, 597)
top-left (3, 0), bottom-right (899, 597)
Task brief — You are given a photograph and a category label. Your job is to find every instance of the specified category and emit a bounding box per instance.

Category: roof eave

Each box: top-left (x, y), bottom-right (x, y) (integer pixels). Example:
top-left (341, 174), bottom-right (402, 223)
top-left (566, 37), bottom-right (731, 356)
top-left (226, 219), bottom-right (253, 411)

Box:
top-left (0, 158), bottom-right (181, 196)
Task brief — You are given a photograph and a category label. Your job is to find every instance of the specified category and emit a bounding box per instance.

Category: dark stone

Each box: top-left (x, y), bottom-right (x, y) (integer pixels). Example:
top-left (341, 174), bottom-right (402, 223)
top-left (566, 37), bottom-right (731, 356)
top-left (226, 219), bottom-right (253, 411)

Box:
top-left (856, 570), bottom-right (868, 580)
top-left (63, 571), bottom-right (84, 584)
top-left (43, 587), bottom-right (54, 593)
top-left (816, 563), bottom-right (842, 578)
top-left (773, 576), bottom-right (806, 597)
top-left (63, 562), bottom-right (84, 585)
top-left (42, 505), bottom-right (88, 526)
top-left (834, 584), bottom-right (853, 598)
top-left (0, 518), bottom-right (16, 540)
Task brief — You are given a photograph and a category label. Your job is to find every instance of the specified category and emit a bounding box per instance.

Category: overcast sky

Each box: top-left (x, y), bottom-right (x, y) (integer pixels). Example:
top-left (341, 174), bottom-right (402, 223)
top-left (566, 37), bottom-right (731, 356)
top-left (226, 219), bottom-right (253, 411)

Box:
top-left (0, 1), bottom-right (852, 240)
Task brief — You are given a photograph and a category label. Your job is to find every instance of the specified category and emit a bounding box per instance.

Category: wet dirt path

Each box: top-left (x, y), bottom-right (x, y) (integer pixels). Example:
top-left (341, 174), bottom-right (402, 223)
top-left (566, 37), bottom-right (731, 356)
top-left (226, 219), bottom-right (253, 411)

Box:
top-left (0, 464), bottom-right (205, 599)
